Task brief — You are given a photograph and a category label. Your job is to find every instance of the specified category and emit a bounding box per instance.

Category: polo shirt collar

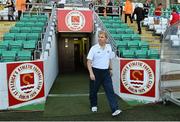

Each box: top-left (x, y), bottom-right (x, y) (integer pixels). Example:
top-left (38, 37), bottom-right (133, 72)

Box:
top-left (98, 43), bottom-right (107, 49)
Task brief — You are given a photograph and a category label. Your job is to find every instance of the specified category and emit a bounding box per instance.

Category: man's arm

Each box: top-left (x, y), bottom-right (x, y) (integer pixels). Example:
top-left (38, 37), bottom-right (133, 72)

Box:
top-left (87, 59), bottom-right (95, 80)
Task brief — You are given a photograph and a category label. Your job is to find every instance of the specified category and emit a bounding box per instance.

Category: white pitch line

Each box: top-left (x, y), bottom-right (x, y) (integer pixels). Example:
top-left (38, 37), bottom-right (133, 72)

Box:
top-left (48, 92), bottom-right (105, 97)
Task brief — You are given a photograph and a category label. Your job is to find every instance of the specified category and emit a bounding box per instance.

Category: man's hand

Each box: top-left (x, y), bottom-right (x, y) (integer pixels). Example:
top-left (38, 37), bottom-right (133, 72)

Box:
top-left (109, 69), bottom-right (113, 76)
top-left (90, 73), bottom-right (95, 81)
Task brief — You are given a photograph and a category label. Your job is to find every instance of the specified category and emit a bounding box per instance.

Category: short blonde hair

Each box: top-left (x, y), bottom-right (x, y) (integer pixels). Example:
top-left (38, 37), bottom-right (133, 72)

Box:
top-left (98, 31), bottom-right (108, 39)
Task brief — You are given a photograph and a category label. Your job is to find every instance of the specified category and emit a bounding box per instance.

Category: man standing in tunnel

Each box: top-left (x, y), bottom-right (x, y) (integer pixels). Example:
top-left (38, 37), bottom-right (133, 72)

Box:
top-left (87, 31), bottom-right (121, 116)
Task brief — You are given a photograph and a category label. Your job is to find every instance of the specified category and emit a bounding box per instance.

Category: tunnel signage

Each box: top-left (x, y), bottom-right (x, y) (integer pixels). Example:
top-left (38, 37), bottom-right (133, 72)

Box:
top-left (7, 61), bottom-right (44, 106)
top-left (57, 9), bottom-right (93, 32)
top-left (120, 60), bottom-right (156, 97)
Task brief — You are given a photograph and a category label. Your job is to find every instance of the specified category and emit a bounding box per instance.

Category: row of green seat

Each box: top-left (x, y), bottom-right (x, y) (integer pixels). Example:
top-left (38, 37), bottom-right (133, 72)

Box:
top-left (99, 16), bottom-right (120, 20)
top-left (0, 50), bottom-right (32, 62)
top-left (3, 33), bottom-right (40, 41)
top-left (10, 27), bottom-right (44, 33)
top-left (108, 28), bottom-right (134, 34)
top-left (115, 41), bottom-right (149, 51)
top-left (0, 40), bottom-right (37, 52)
top-left (15, 22), bottom-right (46, 27)
top-left (112, 34), bottom-right (141, 41)
top-left (119, 49), bottom-right (159, 59)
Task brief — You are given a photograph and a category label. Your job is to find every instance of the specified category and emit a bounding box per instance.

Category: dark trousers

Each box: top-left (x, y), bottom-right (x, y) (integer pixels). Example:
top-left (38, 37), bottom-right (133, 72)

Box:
top-left (17, 10), bottom-right (22, 20)
top-left (137, 20), bottom-right (142, 34)
top-left (8, 15), bottom-right (14, 21)
top-left (125, 14), bottom-right (133, 23)
top-left (89, 68), bottom-right (119, 113)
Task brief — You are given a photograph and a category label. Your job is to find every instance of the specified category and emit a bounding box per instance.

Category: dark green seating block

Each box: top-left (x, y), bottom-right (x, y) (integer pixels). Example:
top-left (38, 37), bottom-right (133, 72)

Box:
top-left (122, 34), bottom-right (132, 40)
top-left (20, 27), bottom-right (31, 33)
top-left (131, 34), bottom-right (141, 40)
top-left (3, 33), bottom-right (15, 40)
top-left (9, 41), bottom-right (23, 51)
top-left (122, 50), bottom-right (135, 58)
top-left (31, 27), bottom-right (43, 33)
top-left (148, 49), bottom-right (159, 59)
top-left (135, 50), bottom-right (147, 59)
top-left (26, 22), bottom-right (35, 27)
top-left (104, 23), bottom-right (113, 28)
top-left (111, 34), bottom-right (122, 41)
top-left (116, 28), bottom-right (126, 34)
top-left (23, 41), bottom-right (36, 51)
top-left (9, 27), bottom-right (20, 33)
top-left (112, 24), bottom-right (122, 28)
top-left (15, 22), bottom-right (25, 27)
top-left (17, 50), bottom-right (32, 61)
top-left (128, 41), bottom-right (140, 50)
top-left (125, 28), bottom-right (134, 34)
top-left (108, 28), bottom-right (117, 34)
top-left (139, 41), bottom-right (149, 50)
top-left (0, 41), bottom-right (9, 50)
top-left (34, 22), bottom-right (46, 27)
top-left (26, 33), bottom-right (40, 40)
top-left (15, 33), bottom-right (27, 40)
top-left (2, 51), bottom-right (16, 62)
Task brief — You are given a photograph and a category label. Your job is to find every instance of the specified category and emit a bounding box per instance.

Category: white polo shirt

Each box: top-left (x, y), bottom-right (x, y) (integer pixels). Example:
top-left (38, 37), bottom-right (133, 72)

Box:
top-left (87, 44), bottom-right (113, 69)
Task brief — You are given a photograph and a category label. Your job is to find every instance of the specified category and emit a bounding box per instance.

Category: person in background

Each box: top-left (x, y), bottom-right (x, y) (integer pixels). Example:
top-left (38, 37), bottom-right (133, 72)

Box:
top-left (106, 0), bottom-right (113, 16)
top-left (5, 0), bottom-right (14, 21)
top-left (132, 3), bottom-right (145, 34)
top-left (124, 0), bottom-right (133, 23)
top-left (97, 0), bottom-right (105, 15)
top-left (87, 31), bottom-right (122, 117)
top-left (154, 3), bottom-right (162, 25)
top-left (169, 8), bottom-right (180, 26)
top-left (89, 0), bottom-right (94, 10)
top-left (15, 0), bottom-right (26, 20)
top-left (143, 0), bottom-right (151, 18)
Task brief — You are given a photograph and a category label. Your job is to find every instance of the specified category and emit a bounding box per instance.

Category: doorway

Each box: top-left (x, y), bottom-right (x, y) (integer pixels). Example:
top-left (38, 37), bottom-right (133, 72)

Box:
top-left (58, 33), bottom-right (90, 73)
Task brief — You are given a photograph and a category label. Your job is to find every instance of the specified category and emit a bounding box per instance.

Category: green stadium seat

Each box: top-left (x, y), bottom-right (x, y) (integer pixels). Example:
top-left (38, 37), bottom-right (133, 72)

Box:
top-left (9, 41), bottom-right (23, 51)
top-left (26, 33), bottom-right (40, 40)
top-left (34, 22), bottom-right (46, 27)
top-left (115, 41), bottom-right (127, 52)
top-left (20, 27), bottom-right (31, 33)
top-left (135, 50), bottom-right (147, 59)
top-left (23, 41), bottom-right (36, 51)
top-left (15, 33), bottom-right (27, 40)
top-left (3, 33), bottom-right (15, 40)
top-left (104, 23), bottom-right (112, 28)
top-left (147, 49), bottom-right (159, 59)
top-left (26, 22), bottom-right (35, 27)
top-left (9, 27), bottom-right (20, 33)
top-left (131, 34), bottom-right (141, 40)
top-left (122, 50), bottom-right (135, 58)
top-left (128, 41), bottom-right (140, 50)
top-left (116, 28), bottom-right (126, 34)
top-left (17, 50), bottom-right (32, 61)
top-left (15, 22), bottom-right (25, 27)
top-left (0, 41), bottom-right (8, 50)
top-left (111, 34), bottom-right (122, 41)
top-left (1, 51), bottom-right (16, 62)
top-left (139, 41), bottom-right (149, 50)
top-left (112, 23), bottom-right (122, 28)
top-left (125, 29), bottom-right (134, 34)
top-left (122, 34), bottom-right (132, 40)
top-left (113, 16), bottom-right (120, 20)
top-left (108, 28), bottom-right (117, 34)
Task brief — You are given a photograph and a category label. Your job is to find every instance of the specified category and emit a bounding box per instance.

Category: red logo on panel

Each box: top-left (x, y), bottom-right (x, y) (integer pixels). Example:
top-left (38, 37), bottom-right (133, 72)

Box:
top-left (71, 16), bottom-right (80, 23)
top-left (20, 73), bottom-right (35, 93)
top-left (7, 61), bottom-right (44, 106)
top-left (130, 70), bottom-right (144, 81)
top-left (120, 60), bottom-right (156, 97)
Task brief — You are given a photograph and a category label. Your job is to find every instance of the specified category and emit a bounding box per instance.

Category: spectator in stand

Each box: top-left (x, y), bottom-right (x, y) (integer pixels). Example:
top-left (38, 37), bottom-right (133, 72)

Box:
top-left (15, 0), bottom-right (26, 20)
top-left (5, 0), bottom-right (15, 21)
top-left (143, 0), bottom-right (151, 18)
top-left (154, 3), bottom-right (162, 25)
top-left (132, 3), bottom-right (145, 34)
top-left (106, 0), bottom-right (113, 16)
top-left (169, 8), bottom-right (180, 26)
top-left (124, 0), bottom-right (133, 23)
top-left (89, 0), bottom-right (94, 10)
top-left (97, 0), bottom-right (105, 15)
